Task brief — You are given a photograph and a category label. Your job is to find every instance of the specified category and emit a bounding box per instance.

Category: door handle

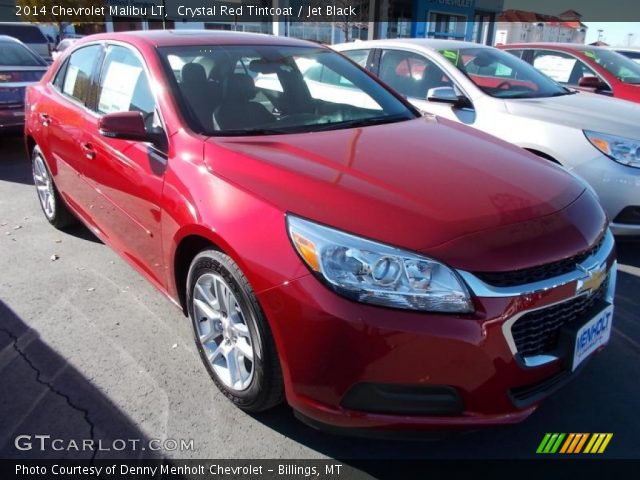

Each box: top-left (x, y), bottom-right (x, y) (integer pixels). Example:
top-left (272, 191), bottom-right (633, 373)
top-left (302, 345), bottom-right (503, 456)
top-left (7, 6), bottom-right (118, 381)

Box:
top-left (39, 113), bottom-right (50, 126)
top-left (80, 142), bottom-right (96, 160)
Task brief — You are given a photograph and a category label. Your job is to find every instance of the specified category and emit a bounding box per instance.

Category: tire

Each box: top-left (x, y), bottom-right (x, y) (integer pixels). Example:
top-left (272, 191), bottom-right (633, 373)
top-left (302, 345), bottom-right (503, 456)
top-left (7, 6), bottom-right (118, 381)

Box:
top-left (31, 145), bottom-right (76, 229)
top-left (186, 249), bottom-right (284, 412)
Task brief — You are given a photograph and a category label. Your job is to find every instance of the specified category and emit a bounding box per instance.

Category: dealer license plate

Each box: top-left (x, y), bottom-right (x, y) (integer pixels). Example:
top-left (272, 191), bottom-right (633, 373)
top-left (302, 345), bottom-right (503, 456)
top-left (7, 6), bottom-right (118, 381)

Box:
top-left (572, 305), bottom-right (613, 371)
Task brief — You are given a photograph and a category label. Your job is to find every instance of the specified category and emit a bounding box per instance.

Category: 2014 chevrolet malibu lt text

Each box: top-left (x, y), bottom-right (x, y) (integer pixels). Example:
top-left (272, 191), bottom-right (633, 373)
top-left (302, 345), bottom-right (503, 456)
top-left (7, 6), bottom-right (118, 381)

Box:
top-left (25, 31), bottom-right (616, 433)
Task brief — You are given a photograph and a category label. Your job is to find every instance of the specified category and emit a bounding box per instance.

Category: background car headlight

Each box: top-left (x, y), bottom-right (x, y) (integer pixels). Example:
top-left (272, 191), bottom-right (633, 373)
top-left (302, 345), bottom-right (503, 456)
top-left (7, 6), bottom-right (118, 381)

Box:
top-left (584, 130), bottom-right (640, 168)
top-left (287, 215), bottom-right (474, 313)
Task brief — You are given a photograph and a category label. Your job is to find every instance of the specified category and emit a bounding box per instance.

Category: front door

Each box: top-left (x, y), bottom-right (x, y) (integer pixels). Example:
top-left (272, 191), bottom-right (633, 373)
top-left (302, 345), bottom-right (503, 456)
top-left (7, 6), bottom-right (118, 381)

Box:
top-left (82, 44), bottom-right (168, 287)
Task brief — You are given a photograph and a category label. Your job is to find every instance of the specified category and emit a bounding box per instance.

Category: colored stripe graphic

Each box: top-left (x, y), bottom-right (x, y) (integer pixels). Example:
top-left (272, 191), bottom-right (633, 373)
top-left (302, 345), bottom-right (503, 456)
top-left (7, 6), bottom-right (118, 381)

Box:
top-left (538, 433), bottom-right (613, 454)
top-left (537, 433), bottom-right (552, 453)
top-left (573, 433), bottom-right (589, 453)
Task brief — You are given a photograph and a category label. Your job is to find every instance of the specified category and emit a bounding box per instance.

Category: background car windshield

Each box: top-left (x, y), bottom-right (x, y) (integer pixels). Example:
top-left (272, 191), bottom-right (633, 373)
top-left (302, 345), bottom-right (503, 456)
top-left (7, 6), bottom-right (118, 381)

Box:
top-left (158, 45), bottom-right (416, 135)
top-left (0, 41), bottom-right (46, 66)
top-left (584, 49), bottom-right (640, 84)
top-left (440, 47), bottom-right (567, 98)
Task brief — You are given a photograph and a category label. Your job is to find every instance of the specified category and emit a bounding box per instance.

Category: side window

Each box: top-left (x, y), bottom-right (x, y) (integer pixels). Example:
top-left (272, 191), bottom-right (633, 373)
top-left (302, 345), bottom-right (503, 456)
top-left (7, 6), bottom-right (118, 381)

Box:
top-left (52, 58), bottom-right (69, 90)
top-left (300, 60), bottom-right (355, 88)
top-left (379, 50), bottom-right (451, 99)
top-left (342, 49), bottom-right (370, 69)
top-left (532, 50), bottom-right (598, 85)
top-left (505, 49), bottom-right (524, 59)
top-left (465, 57), bottom-right (514, 78)
top-left (97, 46), bottom-right (156, 127)
top-left (61, 45), bottom-right (102, 105)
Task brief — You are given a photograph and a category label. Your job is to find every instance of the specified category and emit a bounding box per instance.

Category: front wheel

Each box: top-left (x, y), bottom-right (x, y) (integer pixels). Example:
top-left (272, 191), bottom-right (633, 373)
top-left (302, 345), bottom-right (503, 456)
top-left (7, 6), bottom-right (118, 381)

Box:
top-left (186, 249), bottom-right (284, 412)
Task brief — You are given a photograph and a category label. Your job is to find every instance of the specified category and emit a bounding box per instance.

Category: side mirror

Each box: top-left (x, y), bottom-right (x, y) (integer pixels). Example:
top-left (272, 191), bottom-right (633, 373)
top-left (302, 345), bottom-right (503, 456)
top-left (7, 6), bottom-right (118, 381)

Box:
top-left (99, 111), bottom-right (148, 141)
top-left (578, 76), bottom-right (606, 90)
top-left (427, 87), bottom-right (472, 108)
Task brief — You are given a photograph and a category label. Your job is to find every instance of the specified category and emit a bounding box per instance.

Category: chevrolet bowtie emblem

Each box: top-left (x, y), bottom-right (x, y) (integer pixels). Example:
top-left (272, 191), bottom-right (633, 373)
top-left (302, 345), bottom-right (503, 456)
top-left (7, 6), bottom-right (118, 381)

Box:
top-left (576, 263), bottom-right (607, 296)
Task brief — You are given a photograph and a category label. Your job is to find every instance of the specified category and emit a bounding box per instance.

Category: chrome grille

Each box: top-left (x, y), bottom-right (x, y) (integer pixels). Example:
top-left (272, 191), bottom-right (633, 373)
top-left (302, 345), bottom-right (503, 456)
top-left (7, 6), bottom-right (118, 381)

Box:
top-left (512, 280), bottom-right (608, 357)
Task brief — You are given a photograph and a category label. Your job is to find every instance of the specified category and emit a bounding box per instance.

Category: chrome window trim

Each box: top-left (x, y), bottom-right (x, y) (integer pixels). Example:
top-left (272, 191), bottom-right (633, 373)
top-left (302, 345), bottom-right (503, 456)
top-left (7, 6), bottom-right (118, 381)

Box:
top-left (456, 229), bottom-right (615, 298)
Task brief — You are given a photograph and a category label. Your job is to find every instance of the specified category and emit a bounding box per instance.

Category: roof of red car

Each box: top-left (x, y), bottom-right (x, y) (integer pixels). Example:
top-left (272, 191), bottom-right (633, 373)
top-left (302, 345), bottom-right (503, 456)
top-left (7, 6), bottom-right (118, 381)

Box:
top-left (75, 29), bottom-right (316, 49)
top-left (500, 43), bottom-right (604, 53)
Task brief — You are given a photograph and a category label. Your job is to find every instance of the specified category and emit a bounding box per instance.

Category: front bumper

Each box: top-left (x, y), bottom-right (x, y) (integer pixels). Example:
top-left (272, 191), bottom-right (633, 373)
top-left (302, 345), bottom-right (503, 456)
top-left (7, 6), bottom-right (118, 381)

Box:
top-left (258, 231), bottom-right (616, 432)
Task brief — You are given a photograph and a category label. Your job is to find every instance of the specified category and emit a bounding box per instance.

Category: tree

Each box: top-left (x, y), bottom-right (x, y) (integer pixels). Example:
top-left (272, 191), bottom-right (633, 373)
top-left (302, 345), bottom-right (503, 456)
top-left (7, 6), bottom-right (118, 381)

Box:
top-left (307, 0), bottom-right (370, 43)
top-left (16, 0), bottom-right (105, 41)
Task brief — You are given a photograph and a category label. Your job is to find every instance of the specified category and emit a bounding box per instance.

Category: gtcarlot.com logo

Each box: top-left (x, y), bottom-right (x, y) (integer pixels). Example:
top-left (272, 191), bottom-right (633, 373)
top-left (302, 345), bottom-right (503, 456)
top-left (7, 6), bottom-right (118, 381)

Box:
top-left (536, 433), bottom-right (613, 454)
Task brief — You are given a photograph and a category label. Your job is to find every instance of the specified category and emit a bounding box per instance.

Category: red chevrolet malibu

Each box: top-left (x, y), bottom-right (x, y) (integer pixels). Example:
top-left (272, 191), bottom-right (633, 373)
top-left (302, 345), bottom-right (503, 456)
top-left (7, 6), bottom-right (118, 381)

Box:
top-left (25, 31), bottom-right (616, 433)
top-left (500, 43), bottom-right (640, 103)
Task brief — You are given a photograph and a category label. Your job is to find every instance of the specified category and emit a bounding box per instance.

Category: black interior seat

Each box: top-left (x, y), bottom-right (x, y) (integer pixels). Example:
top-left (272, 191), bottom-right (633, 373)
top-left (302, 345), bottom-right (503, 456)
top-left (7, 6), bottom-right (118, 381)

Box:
top-left (180, 63), bottom-right (221, 132)
top-left (214, 74), bottom-right (275, 130)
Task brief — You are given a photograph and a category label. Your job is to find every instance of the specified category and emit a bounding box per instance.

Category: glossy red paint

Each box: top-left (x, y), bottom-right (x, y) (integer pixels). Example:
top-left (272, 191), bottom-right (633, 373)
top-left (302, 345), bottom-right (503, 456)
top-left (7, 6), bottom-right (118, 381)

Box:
top-left (25, 31), bottom-right (612, 432)
top-left (500, 43), bottom-right (640, 103)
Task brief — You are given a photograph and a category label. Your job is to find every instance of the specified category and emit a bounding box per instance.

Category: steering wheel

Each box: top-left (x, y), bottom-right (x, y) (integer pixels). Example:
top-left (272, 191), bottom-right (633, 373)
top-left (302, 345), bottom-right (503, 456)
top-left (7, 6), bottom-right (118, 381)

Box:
top-left (495, 81), bottom-right (512, 90)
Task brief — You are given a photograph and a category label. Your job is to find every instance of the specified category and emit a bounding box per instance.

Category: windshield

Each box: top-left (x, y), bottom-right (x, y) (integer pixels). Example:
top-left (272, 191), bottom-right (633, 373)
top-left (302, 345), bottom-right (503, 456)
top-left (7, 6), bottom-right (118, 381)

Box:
top-left (583, 49), bottom-right (640, 84)
top-left (0, 41), bottom-right (46, 66)
top-left (439, 47), bottom-right (568, 99)
top-left (158, 45), bottom-right (416, 136)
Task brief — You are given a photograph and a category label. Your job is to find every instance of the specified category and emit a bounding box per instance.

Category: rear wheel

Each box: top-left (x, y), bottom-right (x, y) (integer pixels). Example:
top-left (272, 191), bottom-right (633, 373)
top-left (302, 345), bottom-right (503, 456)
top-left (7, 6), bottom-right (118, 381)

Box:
top-left (186, 249), bottom-right (284, 412)
top-left (31, 145), bottom-right (75, 229)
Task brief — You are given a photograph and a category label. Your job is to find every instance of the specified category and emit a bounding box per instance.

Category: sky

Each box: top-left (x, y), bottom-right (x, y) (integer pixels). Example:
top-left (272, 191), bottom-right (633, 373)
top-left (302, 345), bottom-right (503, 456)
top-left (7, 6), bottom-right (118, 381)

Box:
top-left (583, 23), bottom-right (640, 47)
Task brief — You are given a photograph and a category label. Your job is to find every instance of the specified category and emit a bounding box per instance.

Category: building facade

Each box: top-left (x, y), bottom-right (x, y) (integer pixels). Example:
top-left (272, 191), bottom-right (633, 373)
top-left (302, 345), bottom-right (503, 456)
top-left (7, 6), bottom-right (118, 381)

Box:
top-left (495, 9), bottom-right (587, 45)
top-left (1, 0), bottom-right (504, 46)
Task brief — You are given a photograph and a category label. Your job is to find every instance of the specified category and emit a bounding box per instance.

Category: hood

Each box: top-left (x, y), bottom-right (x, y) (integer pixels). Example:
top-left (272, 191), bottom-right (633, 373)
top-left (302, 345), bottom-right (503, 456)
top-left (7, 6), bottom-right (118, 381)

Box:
top-left (505, 91), bottom-right (640, 139)
top-left (204, 116), bottom-right (597, 271)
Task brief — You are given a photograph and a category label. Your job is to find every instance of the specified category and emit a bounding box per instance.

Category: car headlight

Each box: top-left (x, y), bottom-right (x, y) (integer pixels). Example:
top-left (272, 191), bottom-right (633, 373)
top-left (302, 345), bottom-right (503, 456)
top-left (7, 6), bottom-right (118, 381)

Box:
top-left (286, 215), bottom-right (473, 313)
top-left (584, 130), bottom-right (640, 168)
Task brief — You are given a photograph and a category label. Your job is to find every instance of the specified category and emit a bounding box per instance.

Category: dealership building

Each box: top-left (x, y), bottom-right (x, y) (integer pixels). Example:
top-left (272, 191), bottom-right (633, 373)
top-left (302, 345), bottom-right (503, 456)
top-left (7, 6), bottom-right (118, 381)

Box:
top-left (0, 0), bottom-right (504, 45)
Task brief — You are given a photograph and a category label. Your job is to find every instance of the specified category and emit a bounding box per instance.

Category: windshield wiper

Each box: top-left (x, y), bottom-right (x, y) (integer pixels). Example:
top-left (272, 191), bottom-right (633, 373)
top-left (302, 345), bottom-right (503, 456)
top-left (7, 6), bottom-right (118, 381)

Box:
top-left (208, 114), bottom-right (413, 136)
top-left (305, 114), bottom-right (412, 132)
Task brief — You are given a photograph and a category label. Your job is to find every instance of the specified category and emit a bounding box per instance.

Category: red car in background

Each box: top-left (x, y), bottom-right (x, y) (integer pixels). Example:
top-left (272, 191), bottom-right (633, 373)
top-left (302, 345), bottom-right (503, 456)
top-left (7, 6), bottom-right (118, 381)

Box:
top-left (501, 43), bottom-right (640, 103)
top-left (24, 31), bottom-right (616, 433)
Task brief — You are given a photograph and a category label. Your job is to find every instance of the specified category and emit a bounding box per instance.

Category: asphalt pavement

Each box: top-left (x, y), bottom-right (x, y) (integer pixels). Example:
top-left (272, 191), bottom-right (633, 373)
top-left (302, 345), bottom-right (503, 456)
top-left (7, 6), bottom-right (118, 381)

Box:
top-left (0, 134), bottom-right (639, 464)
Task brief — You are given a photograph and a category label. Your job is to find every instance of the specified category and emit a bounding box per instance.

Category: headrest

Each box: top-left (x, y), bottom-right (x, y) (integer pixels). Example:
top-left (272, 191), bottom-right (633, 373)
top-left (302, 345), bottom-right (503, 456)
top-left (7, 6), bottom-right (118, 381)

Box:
top-left (182, 63), bottom-right (206, 85)
top-left (227, 74), bottom-right (256, 101)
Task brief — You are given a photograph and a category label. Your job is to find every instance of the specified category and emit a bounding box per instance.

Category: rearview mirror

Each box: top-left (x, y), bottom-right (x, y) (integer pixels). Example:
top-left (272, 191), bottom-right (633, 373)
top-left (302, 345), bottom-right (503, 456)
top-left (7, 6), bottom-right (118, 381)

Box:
top-left (427, 87), bottom-right (472, 108)
top-left (578, 76), bottom-right (606, 90)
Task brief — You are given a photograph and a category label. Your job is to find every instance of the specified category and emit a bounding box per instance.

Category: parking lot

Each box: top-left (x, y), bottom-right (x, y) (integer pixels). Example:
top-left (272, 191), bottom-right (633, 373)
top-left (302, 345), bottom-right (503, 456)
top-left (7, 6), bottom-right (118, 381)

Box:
top-left (0, 133), bottom-right (639, 463)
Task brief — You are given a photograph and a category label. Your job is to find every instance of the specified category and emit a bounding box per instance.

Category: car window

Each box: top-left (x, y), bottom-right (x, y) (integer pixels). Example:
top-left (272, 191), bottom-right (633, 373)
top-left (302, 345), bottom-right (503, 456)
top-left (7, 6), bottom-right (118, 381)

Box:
top-left (583, 49), bottom-right (640, 84)
top-left (52, 58), bottom-right (68, 90)
top-left (0, 25), bottom-right (47, 44)
top-left (379, 50), bottom-right (451, 99)
top-left (61, 45), bottom-right (102, 105)
top-left (440, 47), bottom-right (567, 99)
top-left (97, 45), bottom-right (156, 127)
top-left (342, 49), bottom-right (370, 68)
top-left (159, 44), bottom-right (415, 135)
top-left (301, 60), bottom-right (355, 88)
top-left (531, 50), bottom-right (598, 85)
top-left (505, 49), bottom-right (524, 60)
top-left (0, 41), bottom-right (46, 66)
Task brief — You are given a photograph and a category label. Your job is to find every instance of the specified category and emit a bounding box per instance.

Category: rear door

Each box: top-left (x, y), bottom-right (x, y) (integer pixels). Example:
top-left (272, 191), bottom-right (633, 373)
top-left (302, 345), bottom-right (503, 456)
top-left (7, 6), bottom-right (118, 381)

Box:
top-left (82, 44), bottom-right (167, 286)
